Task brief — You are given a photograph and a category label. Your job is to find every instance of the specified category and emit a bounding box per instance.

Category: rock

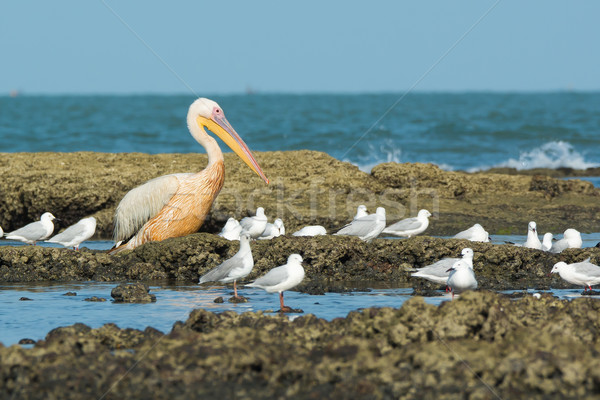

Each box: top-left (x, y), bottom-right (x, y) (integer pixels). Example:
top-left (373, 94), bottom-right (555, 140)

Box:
top-left (1, 291), bottom-right (600, 398)
top-left (213, 297), bottom-right (224, 303)
top-left (18, 338), bottom-right (35, 345)
top-left (19, 297), bottom-right (32, 301)
top-left (111, 283), bottom-right (156, 303)
top-left (227, 296), bottom-right (248, 303)
top-left (84, 296), bottom-right (106, 302)
top-left (63, 292), bottom-right (77, 296)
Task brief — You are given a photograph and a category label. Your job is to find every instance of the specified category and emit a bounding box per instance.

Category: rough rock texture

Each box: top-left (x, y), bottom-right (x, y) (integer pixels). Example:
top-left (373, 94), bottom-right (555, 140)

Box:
top-left (1, 233), bottom-right (599, 291)
top-left (111, 283), bottom-right (156, 303)
top-left (0, 152), bottom-right (598, 238)
top-left (1, 291), bottom-right (600, 399)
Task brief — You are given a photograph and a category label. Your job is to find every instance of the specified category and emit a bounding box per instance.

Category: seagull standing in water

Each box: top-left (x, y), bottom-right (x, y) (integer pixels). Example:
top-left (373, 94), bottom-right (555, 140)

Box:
top-left (382, 209), bottom-right (431, 238)
top-left (46, 217), bottom-right (96, 250)
top-left (334, 207), bottom-right (386, 242)
top-left (5, 212), bottom-right (57, 245)
top-left (411, 248), bottom-right (474, 290)
top-left (247, 254), bottom-right (305, 312)
top-left (199, 233), bottom-right (254, 298)
top-left (550, 229), bottom-right (582, 253)
top-left (452, 224), bottom-right (489, 242)
top-left (446, 259), bottom-right (478, 299)
top-left (551, 259), bottom-right (600, 292)
top-left (240, 207), bottom-right (268, 239)
top-left (218, 218), bottom-right (242, 241)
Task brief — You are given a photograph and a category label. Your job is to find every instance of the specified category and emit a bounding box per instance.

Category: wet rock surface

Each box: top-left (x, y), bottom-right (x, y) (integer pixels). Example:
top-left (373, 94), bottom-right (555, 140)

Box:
top-left (0, 233), bottom-right (599, 291)
top-left (1, 291), bottom-right (599, 399)
top-left (0, 151), bottom-right (598, 237)
top-left (111, 283), bottom-right (156, 303)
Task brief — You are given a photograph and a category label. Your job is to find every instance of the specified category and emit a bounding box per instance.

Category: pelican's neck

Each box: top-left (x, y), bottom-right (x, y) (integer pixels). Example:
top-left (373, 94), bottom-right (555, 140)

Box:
top-left (187, 114), bottom-right (224, 166)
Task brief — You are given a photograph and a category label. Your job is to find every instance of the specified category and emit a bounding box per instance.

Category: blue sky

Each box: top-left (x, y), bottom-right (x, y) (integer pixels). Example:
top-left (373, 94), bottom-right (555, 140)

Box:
top-left (2, 1), bottom-right (599, 94)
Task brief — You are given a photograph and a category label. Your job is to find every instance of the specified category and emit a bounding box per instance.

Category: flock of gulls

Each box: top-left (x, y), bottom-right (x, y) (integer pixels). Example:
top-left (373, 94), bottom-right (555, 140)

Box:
top-left (0, 202), bottom-right (598, 310)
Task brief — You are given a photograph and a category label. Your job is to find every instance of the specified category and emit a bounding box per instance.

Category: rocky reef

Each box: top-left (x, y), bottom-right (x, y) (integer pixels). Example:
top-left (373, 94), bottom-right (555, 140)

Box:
top-left (1, 291), bottom-right (600, 399)
top-left (1, 151), bottom-right (598, 238)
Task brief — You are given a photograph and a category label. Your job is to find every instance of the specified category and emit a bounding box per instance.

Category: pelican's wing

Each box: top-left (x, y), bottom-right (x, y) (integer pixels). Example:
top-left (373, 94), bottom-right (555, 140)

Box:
top-left (385, 217), bottom-right (421, 232)
top-left (113, 173), bottom-right (189, 242)
top-left (47, 222), bottom-right (88, 243)
top-left (6, 222), bottom-right (46, 240)
top-left (335, 215), bottom-right (379, 237)
top-left (248, 266), bottom-right (289, 288)
top-left (199, 255), bottom-right (243, 283)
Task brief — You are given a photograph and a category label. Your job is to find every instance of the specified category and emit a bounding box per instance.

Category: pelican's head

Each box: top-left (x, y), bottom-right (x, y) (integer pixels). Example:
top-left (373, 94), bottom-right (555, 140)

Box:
top-left (190, 98), bottom-right (268, 184)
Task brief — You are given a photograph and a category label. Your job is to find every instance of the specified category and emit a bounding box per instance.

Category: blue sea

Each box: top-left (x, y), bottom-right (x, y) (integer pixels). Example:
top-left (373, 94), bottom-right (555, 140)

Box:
top-left (1, 92), bottom-right (600, 173)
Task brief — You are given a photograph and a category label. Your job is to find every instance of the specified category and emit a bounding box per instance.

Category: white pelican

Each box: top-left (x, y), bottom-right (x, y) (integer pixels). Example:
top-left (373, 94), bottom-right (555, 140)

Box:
top-left (5, 212), bottom-right (57, 245)
top-left (452, 224), bottom-right (489, 242)
top-left (550, 228), bottom-right (582, 253)
top-left (199, 233), bottom-right (254, 298)
top-left (551, 259), bottom-right (600, 292)
top-left (334, 207), bottom-right (386, 242)
top-left (446, 259), bottom-right (478, 299)
top-left (240, 207), bottom-right (268, 239)
top-left (46, 217), bottom-right (96, 250)
top-left (292, 225), bottom-right (327, 237)
top-left (411, 248), bottom-right (473, 289)
top-left (111, 98), bottom-right (268, 253)
top-left (247, 254), bottom-right (305, 312)
top-left (382, 209), bottom-right (431, 238)
top-left (218, 218), bottom-right (242, 241)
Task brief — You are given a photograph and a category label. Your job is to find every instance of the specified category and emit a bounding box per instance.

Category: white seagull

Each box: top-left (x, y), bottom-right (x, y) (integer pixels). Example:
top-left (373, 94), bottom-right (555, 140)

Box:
top-left (334, 207), bottom-right (386, 242)
top-left (246, 253), bottom-right (305, 312)
top-left (5, 212), bottom-right (57, 245)
top-left (452, 224), bottom-right (489, 242)
top-left (218, 218), bottom-right (242, 241)
top-left (551, 259), bottom-right (600, 292)
top-left (550, 229), bottom-right (582, 253)
top-left (240, 207), bottom-right (268, 239)
top-left (292, 225), bottom-right (327, 237)
top-left (259, 218), bottom-right (285, 240)
top-left (353, 205), bottom-right (368, 220)
top-left (447, 259), bottom-right (478, 299)
top-left (0, 225), bottom-right (3, 237)
top-left (542, 232), bottom-right (553, 252)
top-left (382, 209), bottom-right (431, 238)
top-left (46, 217), bottom-right (96, 250)
top-left (411, 248), bottom-right (474, 289)
top-left (199, 233), bottom-right (254, 298)
top-left (519, 221), bottom-right (542, 250)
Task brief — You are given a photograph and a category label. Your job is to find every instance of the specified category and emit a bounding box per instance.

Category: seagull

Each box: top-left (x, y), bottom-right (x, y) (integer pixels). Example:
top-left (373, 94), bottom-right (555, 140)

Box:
top-left (199, 233), bottom-right (254, 298)
top-left (292, 225), bottom-right (327, 237)
top-left (542, 232), bottom-right (553, 252)
top-left (259, 218), bottom-right (285, 240)
top-left (46, 217), bottom-right (96, 250)
top-left (550, 229), bottom-right (582, 253)
top-left (0, 225), bottom-right (3, 238)
top-left (452, 224), bottom-right (489, 242)
top-left (5, 212), bottom-right (57, 245)
top-left (353, 205), bottom-right (368, 220)
top-left (240, 207), bottom-right (268, 239)
top-left (218, 218), bottom-right (242, 241)
top-left (446, 259), bottom-right (478, 299)
top-left (411, 248), bottom-right (474, 290)
top-left (334, 207), bottom-right (386, 242)
top-left (520, 221), bottom-right (542, 250)
top-left (551, 259), bottom-right (600, 292)
top-left (247, 254), bottom-right (305, 312)
top-left (382, 209), bottom-right (431, 238)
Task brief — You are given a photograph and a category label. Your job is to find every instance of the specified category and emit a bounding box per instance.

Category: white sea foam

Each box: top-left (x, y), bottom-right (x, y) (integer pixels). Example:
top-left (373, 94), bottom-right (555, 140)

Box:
top-left (469, 141), bottom-right (599, 172)
top-left (348, 140), bottom-right (402, 173)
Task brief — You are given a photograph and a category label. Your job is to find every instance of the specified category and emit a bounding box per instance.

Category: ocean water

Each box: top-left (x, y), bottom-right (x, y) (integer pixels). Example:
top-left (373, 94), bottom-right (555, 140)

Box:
top-left (1, 93), bottom-right (599, 173)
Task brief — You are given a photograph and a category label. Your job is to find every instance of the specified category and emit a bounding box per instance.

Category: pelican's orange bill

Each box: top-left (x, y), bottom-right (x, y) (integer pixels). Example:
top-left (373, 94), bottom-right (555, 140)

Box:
top-left (198, 114), bottom-right (269, 184)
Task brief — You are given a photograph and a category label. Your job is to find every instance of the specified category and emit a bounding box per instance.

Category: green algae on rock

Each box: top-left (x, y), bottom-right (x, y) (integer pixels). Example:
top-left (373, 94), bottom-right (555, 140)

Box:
top-left (2, 291), bottom-right (600, 399)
